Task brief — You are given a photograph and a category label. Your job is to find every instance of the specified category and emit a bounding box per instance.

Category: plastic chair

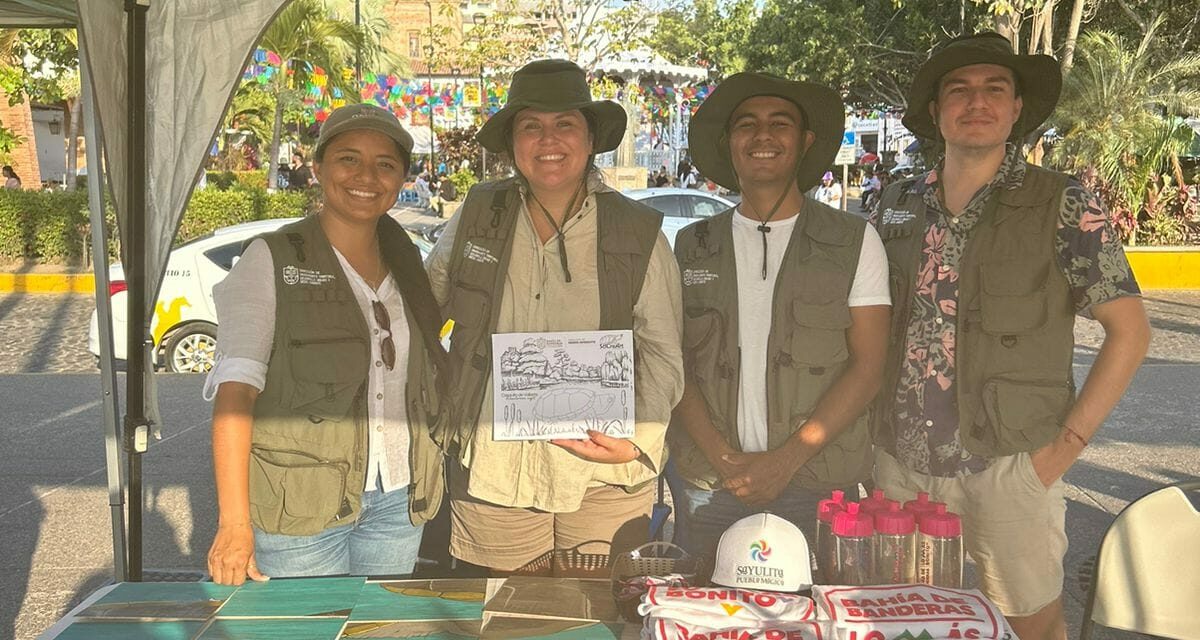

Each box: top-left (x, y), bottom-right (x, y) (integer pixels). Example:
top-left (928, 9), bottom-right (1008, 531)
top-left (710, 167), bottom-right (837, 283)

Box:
top-left (1080, 480), bottom-right (1200, 640)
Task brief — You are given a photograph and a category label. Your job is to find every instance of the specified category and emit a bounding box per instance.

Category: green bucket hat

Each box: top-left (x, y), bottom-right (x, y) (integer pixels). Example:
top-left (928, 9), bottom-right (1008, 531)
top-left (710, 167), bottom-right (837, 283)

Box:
top-left (902, 32), bottom-right (1062, 140)
top-left (476, 59), bottom-right (627, 154)
top-left (688, 72), bottom-right (844, 192)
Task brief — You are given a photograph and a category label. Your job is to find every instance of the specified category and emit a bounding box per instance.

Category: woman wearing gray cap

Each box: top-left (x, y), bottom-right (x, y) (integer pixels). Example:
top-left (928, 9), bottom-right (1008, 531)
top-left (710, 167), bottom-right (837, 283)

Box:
top-left (203, 103), bottom-right (447, 585)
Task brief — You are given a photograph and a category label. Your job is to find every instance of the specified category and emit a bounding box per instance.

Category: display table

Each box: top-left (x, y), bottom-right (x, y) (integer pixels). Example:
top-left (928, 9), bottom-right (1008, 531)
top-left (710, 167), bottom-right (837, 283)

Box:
top-left (39, 576), bottom-right (641, 639)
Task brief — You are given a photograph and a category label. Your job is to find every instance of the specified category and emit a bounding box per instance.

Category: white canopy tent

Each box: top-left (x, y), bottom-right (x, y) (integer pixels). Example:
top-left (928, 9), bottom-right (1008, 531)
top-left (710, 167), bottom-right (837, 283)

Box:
top-left (0, 0), bottom-right (292, 582)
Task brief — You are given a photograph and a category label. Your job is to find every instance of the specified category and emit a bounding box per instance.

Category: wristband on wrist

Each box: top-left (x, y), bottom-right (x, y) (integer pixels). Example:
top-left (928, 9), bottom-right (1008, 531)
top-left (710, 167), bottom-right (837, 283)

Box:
top-left (1063, 425), bottom-right (1089, 447)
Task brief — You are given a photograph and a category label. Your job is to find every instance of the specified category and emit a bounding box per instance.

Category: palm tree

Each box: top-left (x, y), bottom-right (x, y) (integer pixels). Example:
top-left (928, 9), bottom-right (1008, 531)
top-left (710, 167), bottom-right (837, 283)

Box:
top-left (258, 0), bottom-right (375, 189)
top-left (1052, 19), bottom-right (1200, 241)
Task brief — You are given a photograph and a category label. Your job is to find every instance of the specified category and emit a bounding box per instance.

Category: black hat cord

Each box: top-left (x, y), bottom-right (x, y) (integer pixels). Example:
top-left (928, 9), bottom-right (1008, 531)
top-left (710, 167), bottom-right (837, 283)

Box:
top-left (735, 169), bottom-right (800, 280)
top-left (527, 176), bottom-right (587, 283)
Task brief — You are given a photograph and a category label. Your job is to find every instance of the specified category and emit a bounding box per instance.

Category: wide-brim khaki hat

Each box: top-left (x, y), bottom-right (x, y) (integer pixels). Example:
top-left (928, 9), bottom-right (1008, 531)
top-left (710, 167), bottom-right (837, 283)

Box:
top-left (902, 32), bottom-right (1062, 140)
top-left (476, 59), bottom-right (626, 154)
top-left (688, 72), bottom-right (844, 192)
top-left (315, 103), bottom-right (414, 160)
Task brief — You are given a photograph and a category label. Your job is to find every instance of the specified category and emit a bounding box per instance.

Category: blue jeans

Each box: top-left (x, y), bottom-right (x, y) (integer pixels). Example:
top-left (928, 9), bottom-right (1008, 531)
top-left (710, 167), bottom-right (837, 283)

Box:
top-left (665, 460), bottom-right (851, 563)
top-left (254, 485), bottom-right (424, 578)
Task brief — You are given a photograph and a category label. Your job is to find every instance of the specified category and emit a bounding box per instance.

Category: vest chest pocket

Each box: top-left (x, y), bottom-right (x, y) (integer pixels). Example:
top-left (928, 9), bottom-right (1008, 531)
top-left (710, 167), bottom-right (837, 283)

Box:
top-left (287, 325), bottom-right (368, 422)
top-left (788, 296), bottom-right (852, 366)
top-left (446, 284), bottom-right (491, 375)
top-left (683, 305), bottom-right (726, 379)
top-left (979, 260), bottom-right (1049, 336)
top-left (249, 446), bottom-right (351, 536)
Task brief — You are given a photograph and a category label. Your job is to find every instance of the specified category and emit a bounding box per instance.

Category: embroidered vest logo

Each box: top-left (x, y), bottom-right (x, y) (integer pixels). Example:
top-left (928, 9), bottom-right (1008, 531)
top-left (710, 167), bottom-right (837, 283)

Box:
top-left (683, 268), bottom-right (719, 287)
top-left (282, 265), bottom-right (300, 285)
top-left (463, 241), bottom-right (499, 265)
top-left (881, 207), bottom-right (915, 225)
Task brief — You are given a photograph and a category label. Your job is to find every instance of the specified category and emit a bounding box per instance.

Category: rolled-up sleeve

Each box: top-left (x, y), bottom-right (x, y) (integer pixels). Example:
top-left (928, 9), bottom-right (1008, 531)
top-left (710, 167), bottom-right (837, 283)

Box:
top-left (201, 239), bottom-right (275, 400)
top-left (628, 232), bottom-right (685, 472)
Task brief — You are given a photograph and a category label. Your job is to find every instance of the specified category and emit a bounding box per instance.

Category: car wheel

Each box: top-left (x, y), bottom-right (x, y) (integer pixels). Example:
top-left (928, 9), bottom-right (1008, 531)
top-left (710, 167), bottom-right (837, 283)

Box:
top-left (165, 324), bottom-right (217, 374)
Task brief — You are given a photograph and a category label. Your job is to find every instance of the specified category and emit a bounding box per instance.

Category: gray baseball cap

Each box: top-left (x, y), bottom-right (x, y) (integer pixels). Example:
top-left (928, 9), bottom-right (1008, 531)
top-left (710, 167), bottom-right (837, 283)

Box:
top-left (314, 103), bottom-right (415, 161)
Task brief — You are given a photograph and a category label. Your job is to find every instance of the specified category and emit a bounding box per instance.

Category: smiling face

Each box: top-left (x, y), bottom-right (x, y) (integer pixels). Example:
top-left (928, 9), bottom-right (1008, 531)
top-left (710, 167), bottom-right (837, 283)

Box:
top-left (726, 96), bottom-right (815, 190)
top-left (931, 63), bottom-right (1023, 153)
top-left (314, 129), bottom-right (408, 227)
top-left (510, 108), bottom-right (593, 198)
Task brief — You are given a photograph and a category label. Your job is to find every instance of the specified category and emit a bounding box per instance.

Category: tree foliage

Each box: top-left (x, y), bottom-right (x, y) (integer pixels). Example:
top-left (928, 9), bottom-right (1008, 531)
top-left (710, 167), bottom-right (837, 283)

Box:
top-left (1052, 20), bottom-right (1200, 242)
top-left (648, 0), bottom-right (755, 77)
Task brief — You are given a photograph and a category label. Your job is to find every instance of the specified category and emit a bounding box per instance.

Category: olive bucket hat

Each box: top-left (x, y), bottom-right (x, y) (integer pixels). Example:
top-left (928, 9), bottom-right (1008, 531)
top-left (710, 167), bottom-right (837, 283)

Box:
top-left (315, 102), bottom-right (414, 161)
top-left (688, 72), bottom-right (844, 192)
top-left (476, 59), bottom-right (627, 154)
top-left (902, 32), bottom-right (1062, 140)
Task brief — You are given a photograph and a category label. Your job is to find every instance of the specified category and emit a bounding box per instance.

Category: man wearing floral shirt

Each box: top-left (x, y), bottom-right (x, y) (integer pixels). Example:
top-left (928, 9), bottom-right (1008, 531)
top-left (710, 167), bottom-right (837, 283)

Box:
top-left (872, 34), bottom-right (1150, 640)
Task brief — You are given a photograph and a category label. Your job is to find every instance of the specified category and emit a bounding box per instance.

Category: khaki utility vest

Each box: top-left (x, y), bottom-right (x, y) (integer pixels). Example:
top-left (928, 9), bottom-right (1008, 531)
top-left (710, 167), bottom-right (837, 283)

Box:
top-left (249, 215), bottom-right (448, 536)
top-left (671, 199), bottom-right (874, 491)
top-left (871, 164), bottom-right (1076, 457)
top-left (436, 178), bottom-right (664, 454)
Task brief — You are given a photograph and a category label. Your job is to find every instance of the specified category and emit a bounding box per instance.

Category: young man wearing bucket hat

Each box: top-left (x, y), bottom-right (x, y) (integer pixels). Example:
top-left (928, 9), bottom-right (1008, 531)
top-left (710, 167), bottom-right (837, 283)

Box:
top-left (668, 73), bottom-right (891, 559)
top-left (871, 33), bottom-right (1150, 640)
top-left (425, 59), bottom-right (684, 576)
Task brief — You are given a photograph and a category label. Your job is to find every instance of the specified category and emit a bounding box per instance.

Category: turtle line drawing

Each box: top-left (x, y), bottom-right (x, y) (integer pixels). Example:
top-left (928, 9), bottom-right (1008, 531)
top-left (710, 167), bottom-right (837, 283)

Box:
top-left (532, 388), bottom-right (616, 421)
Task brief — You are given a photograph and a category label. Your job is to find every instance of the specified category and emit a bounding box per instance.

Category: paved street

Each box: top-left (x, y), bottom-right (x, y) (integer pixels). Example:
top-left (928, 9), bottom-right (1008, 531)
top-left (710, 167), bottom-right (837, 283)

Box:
top-left (0, 289), bottom-right (1197, 639)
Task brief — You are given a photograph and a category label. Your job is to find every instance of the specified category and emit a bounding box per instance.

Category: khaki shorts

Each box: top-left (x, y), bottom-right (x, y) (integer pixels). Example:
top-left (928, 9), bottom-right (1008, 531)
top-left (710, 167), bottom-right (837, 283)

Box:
top-left (448, 464), bottom-right (654, 574)
top-left (873, 449), bottom-right (1067, 617)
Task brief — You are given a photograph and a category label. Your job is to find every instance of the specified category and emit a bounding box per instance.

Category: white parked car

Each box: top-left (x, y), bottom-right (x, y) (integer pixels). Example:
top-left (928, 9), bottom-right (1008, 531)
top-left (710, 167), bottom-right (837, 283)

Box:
top-left (88, 217), bottom-right (433, 373)
top-left (624, 188), bottom-right (736, 247)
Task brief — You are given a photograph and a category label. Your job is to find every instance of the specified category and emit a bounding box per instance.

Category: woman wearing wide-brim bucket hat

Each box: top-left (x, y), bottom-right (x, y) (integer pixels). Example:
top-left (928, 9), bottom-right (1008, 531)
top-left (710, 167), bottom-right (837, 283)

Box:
top-left (688, 72), bottom-right (844, 194)
top-left (425, 59), bottom-right (685, 578)
top-left (901, 32), bottom-right (1062, 141)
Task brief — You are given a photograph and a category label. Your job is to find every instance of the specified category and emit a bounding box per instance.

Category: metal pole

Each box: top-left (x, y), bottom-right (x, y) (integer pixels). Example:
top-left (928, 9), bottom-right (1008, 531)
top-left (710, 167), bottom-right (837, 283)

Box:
top-left (354, 0), bottom-right (361, 84)
top-left (80, 37), bottom-right (128, 583)
top-left (425, 1), bottom-right (436, 172)
top-left (841, 164), bottom-right (848, 211)
top-left (479, 64), bottom-right (486, 178)
top-left (124, 0), bottom-right (149, 582)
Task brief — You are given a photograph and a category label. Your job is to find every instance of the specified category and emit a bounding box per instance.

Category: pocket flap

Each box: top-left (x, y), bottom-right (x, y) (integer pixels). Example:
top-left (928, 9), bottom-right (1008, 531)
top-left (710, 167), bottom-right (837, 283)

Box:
top-left (792, 298), bottom-right (852, 330)
top-left (982, 377), bottom-right (1071, 451)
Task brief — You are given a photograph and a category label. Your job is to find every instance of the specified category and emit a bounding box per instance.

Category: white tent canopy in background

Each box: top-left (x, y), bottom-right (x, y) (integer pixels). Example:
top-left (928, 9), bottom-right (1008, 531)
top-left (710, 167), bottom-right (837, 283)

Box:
top-left (0, 0), bottom-right (293, 581)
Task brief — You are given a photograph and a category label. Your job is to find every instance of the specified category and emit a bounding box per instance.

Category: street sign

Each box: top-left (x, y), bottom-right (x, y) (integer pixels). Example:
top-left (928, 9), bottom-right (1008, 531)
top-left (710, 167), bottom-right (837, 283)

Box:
top-left (836, 130), bottom-right (856, 165)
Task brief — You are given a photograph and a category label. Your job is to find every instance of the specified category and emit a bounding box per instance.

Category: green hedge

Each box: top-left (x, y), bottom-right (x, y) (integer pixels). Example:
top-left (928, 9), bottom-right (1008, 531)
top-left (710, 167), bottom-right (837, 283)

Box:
top-left (0, 186), bottom-right (311, 262)
top-left (0, 190), bottom-right (90, 263)
top-left (205, 169), bottom-right (268, 190)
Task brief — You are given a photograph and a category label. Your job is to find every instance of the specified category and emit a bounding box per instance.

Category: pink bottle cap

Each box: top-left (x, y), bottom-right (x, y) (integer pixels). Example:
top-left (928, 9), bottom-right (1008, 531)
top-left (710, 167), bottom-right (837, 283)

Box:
top-left (874, 501), bottom-right (915, 535)
top-left (817, 489), bottom-right (846, 523)
top-left (903, 491), bottom-right (944, 520)
top-left (860, 488), bottom-right (890, 513)
top-left (832, 502), bottom-right (874, 537)
top-left (918, 504), bottom-right (962, 538)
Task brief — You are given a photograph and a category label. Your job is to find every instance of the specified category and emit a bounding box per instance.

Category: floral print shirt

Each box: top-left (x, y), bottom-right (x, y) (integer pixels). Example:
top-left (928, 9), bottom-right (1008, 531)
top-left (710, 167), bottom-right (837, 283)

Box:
top-left (884, 144), bottom-right (1140, 477)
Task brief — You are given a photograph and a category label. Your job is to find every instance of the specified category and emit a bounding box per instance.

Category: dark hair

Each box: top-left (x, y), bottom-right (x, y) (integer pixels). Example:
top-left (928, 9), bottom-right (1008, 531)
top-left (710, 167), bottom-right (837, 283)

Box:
top-left (1, 165), bottom-right (14, 178)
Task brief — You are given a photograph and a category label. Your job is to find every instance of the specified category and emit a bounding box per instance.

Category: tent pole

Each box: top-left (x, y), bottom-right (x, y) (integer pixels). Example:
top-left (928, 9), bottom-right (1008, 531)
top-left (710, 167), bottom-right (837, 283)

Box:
top-left (124, 0), bottom-right (150, 583)
top-left (79, 37), bottom-right (128, 584)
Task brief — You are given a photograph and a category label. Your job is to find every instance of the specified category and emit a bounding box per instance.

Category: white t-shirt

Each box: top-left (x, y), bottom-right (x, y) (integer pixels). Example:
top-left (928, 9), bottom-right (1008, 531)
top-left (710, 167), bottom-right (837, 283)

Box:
top-left (732, 208), bottom-right (890, 453)
top-left (202, 238), bottom-right (414, 492)
top-left (815, 183), bottom-right (843, 207)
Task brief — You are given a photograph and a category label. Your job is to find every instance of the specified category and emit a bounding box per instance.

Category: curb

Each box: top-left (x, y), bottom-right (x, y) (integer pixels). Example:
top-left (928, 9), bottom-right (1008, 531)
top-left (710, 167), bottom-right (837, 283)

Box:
top-left (1125, 248), bottom-right (1200, 290)
top-left (1, 247), bottom-right (1198, 293)
top-left (0, 273), bottom-right (96, 294)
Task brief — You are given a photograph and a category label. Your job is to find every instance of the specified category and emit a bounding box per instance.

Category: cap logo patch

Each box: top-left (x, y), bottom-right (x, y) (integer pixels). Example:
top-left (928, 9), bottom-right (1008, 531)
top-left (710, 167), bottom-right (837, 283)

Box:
top-left (750, 539), bottom-right (771, 562)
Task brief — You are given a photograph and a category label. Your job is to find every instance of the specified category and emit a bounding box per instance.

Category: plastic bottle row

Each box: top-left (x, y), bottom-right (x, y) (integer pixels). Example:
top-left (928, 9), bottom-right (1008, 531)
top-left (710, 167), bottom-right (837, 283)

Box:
top-left (815, 489), bottom-right (962, 588)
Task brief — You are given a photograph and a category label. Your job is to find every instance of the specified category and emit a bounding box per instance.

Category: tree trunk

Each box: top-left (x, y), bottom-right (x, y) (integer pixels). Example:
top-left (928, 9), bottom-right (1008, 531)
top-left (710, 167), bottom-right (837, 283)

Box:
top-left (1061, 0), bottom-right (1086, 74)
top-left (66, 97), bottom-right (81, 189)
top-left (267, 79), bottom-right (285, 191)
top-left (994, 11), bottom-right (1021, 52)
